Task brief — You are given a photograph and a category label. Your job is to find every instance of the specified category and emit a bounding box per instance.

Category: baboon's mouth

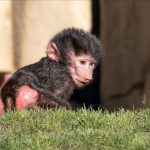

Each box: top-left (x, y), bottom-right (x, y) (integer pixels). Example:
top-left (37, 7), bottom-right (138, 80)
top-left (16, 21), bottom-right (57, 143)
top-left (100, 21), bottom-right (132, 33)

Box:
top-left (74, 79), bottom-right (88, 87)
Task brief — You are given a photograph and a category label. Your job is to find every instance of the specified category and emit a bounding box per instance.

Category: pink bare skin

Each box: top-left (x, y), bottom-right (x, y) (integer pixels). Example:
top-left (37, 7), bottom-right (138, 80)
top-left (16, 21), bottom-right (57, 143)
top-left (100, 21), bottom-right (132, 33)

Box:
top-left (0, 86), bottom-right (39, 114)
top-left (48, 43), bottom-right (96, 88)
top-left (68, 53), bottom-right (96, 87)
top-left (16, 86), bottom-right (39, 110)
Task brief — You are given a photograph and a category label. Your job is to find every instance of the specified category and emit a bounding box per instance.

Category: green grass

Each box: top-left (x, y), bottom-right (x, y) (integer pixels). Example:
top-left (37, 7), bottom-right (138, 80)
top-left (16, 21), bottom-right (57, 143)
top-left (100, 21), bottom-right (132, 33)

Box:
top-left (0, 108), bottom-right (150, 150)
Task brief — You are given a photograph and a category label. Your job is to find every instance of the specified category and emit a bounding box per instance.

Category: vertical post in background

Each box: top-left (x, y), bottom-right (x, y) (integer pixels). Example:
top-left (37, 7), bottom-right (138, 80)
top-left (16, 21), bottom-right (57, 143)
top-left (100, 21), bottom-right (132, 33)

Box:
top-left (91, 0), bottom-right (101, 108)
top-left (91, 0), bottom-right (100, 37)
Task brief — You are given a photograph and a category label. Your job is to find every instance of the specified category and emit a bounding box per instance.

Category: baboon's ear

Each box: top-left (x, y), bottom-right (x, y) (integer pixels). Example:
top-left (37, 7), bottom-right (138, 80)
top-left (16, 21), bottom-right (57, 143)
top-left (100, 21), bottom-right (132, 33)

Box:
top-left (47, 42), bottom-right (60, 62)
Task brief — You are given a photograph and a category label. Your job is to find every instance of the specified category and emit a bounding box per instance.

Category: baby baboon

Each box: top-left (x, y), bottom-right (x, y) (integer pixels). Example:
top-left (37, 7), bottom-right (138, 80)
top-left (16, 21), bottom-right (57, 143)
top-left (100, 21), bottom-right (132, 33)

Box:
top-left (0, 28), bottom-right (103, 112)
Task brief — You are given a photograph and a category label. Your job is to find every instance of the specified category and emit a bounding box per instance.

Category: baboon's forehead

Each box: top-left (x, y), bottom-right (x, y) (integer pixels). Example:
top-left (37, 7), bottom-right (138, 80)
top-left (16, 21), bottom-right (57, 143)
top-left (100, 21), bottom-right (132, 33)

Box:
top-left (68, 52), bottom-right (95, 62)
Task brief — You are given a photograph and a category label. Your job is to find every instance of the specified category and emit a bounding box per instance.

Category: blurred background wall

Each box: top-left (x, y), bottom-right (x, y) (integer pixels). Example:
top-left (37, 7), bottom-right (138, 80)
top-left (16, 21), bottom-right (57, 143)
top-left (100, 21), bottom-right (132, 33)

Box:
top-left (1, 0), bottom-right (150, 110)
top-left (101, 0), bottom-right (150, 110)
top-left (0, 0), bottom-right (91, 70)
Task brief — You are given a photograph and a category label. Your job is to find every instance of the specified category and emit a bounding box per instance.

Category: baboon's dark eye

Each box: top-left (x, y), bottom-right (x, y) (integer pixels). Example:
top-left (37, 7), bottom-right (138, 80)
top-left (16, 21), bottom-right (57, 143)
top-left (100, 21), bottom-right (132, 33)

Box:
top-left (80, 60), bottom-right (86, 65)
